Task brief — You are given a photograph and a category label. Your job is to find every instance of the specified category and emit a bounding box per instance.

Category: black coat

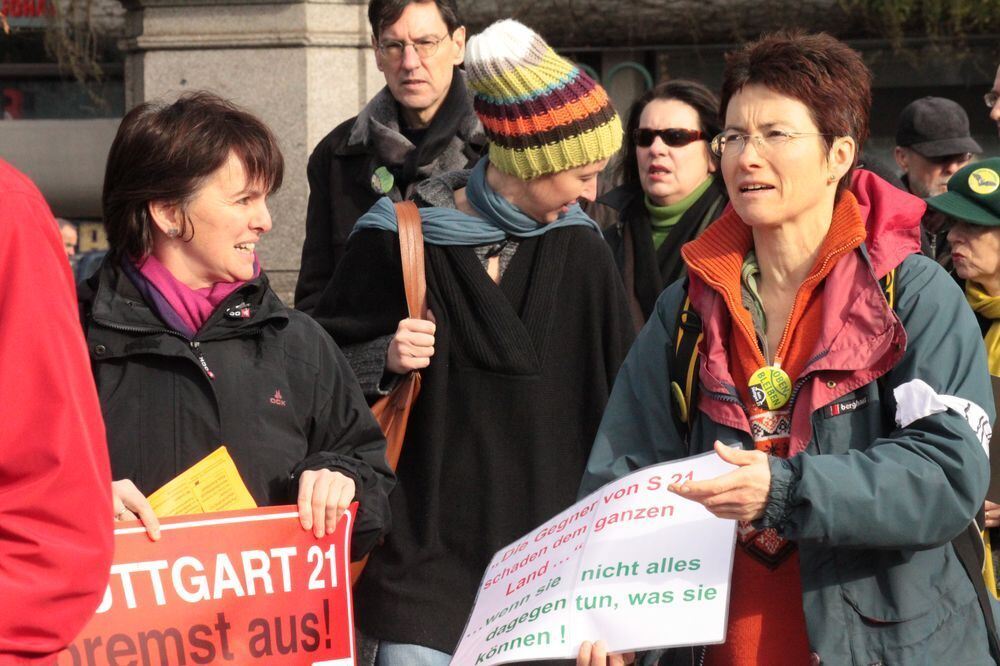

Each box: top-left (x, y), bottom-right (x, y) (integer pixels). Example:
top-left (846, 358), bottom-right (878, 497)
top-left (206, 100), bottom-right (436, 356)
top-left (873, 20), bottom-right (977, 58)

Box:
top-left (600, 178), bottom-right (728, 329)
top-left (315, 226), bottom-right (635, 653)
top-left (295, 117), bottom-right (386, 314)
top-left (79, 259), bottom-right (394, 558)
top-left (294, 78), bottom-right (486, 314)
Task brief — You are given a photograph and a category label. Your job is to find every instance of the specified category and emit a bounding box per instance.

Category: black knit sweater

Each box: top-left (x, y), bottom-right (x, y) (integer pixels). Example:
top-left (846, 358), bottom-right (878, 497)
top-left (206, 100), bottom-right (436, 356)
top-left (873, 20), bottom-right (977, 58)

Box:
top-left (314, 224), bottom-right (634, 654)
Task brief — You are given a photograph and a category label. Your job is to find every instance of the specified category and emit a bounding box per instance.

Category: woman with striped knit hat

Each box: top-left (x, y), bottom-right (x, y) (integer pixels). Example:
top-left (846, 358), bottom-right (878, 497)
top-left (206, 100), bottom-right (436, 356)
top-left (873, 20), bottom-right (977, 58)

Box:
top-left (313, 18), bottom-right (633, 666)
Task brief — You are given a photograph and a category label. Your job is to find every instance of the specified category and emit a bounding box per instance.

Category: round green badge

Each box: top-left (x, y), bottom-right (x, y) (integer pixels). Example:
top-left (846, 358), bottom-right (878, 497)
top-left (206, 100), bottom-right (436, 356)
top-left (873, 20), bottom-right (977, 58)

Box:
top-left (371, 166), bottom-right (395, 195)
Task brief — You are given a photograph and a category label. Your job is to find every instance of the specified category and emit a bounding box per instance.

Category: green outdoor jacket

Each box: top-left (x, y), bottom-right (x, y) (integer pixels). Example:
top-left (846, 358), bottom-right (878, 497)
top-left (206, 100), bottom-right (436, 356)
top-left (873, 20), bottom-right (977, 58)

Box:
top-left (582, 223), bottom-right (995, 664)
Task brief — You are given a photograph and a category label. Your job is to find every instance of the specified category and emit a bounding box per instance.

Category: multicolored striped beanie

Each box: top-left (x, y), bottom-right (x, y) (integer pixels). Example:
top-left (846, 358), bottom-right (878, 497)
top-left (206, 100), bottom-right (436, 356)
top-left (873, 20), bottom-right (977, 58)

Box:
top-left (464, 19), bottom-right (623, 180)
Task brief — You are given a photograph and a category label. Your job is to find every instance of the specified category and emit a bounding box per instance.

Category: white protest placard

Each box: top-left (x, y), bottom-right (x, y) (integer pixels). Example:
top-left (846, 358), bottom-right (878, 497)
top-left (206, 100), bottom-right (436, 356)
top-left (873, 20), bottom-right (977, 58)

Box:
top-left (451, 453), bottom-right (738, 665)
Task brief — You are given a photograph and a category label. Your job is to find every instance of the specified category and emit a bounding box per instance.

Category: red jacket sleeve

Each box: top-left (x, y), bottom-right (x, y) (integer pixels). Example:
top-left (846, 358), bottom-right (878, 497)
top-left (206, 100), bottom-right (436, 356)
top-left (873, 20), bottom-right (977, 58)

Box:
top-left (0, 159), bottom-right (113, 662)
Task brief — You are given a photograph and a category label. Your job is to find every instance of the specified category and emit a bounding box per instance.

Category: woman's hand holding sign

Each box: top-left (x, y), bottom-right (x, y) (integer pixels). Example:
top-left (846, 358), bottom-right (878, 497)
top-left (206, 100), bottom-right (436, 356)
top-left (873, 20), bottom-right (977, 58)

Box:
top-left (668, 441), bottom-right (771, 521)
top-left (297, 469), bottom-right (356, 538)
top-left (112, 479), bottom-right (161, 540)
top-left (576, 640), bottom-right (634, 666)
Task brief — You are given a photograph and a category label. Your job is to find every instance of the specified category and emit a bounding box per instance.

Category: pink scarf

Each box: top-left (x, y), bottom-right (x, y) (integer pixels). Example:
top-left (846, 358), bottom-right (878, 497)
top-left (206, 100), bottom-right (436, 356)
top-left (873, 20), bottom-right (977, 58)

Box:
top-left (137, 254), bottom-right (258, 335)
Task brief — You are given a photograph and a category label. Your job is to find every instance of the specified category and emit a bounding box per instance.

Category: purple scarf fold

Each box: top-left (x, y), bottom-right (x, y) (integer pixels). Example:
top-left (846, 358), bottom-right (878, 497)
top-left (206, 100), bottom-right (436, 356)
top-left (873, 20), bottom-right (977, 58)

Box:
top-left (124, 255), bottom-right (259, 338)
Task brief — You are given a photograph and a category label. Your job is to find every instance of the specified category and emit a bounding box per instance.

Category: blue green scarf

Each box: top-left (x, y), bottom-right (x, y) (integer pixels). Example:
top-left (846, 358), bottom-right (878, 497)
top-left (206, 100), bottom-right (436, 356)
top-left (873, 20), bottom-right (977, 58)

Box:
top-left (352, 157), bottom-right (600, 245)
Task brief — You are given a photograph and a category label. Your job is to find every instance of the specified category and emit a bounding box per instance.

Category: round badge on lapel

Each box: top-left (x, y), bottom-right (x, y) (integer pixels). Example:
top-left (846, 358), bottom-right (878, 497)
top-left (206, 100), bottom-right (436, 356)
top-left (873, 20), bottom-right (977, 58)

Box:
top-left (748, 365), bottom-right (792, 410)
top-left (371, 166), bottom-right (395, 195)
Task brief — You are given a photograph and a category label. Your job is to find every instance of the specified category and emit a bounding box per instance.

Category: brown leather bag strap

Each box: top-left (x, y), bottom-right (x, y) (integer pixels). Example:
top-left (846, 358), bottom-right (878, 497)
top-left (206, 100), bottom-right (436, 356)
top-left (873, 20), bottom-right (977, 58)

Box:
top-left (394, 201), bottom-right (427, 320)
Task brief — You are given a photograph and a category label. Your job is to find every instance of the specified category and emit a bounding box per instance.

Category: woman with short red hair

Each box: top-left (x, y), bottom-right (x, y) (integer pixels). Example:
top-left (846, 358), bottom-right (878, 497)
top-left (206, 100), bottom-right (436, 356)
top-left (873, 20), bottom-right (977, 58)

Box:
top-left (580, 32), bottom-right (994, 665)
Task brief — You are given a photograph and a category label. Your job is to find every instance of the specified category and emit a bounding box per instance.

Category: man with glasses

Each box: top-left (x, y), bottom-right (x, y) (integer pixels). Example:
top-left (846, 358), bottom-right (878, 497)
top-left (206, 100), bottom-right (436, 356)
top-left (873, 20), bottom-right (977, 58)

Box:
top-left (988, 65), bottom-right (1000, 136)
top-left (893, 96), bottom-right (982, 268)
top-left (294, 0), bottom-right (485, 313)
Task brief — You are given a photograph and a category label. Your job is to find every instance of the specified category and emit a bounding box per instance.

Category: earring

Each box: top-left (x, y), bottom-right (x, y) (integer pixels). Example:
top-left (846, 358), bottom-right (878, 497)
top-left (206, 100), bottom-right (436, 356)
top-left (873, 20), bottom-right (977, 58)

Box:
top-left (166, 227), bottom-right (180, 239)
top-left (828, 174), bottom-right (837, 184)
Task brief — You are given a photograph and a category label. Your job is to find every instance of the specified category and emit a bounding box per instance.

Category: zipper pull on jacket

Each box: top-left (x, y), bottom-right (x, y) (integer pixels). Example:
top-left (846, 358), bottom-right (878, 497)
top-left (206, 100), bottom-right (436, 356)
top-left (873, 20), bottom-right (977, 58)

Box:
top-left (190, 341), bottom-right (216, 380)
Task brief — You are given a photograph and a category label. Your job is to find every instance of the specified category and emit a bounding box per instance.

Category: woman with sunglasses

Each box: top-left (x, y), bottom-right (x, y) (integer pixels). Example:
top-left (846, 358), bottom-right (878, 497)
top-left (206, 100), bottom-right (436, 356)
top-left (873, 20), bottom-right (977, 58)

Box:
top-left (579, 32), bottom-right (993, 666)
top-left (600, 80), bottom-right (727, 329)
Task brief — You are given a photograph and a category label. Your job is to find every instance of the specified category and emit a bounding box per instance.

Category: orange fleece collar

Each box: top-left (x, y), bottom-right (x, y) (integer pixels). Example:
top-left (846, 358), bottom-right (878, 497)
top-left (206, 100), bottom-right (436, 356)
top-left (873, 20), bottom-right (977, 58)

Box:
top-left (681, 192), bottom-right (868, 368)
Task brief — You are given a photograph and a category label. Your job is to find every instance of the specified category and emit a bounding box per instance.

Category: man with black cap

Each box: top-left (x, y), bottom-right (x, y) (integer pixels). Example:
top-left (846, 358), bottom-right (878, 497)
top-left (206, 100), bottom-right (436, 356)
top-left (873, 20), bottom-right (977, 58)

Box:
top-left (894, 96), bottom-right (983, 267)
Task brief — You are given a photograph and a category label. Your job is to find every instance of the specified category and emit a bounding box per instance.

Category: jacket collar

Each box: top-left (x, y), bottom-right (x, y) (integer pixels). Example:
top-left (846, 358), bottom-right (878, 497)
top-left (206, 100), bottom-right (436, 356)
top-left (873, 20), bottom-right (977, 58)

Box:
top-left (683, 190), bottom-right (867, 366)
top-left (86, 257), bottom-right (288, 342)
top-left (335, 76), bottom-right (485, 200)
top-left (412, 168), bottom-right (471, 207)
top-left (684, 177), bottom-right (913, 447)
top-left (850, 169), bottom-right (923, 278)
top-left (336, 70), bottom-right (485, 158)
top-left (597, 183), bottom-right (642, 212)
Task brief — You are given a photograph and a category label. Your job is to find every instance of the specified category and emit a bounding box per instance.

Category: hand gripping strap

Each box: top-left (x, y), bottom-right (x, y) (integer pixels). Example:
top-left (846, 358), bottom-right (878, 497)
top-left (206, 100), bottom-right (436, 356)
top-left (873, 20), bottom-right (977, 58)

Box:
top-left (351, 202), bottom-right (426, 585)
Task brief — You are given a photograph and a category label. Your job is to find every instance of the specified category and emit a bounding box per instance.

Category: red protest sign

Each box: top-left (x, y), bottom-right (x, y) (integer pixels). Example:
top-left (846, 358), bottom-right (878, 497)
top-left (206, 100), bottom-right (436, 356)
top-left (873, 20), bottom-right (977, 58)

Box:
top-left (2, 0), bottom-right (49, 17)
top-left (58, 505), bottom-right (356, 666)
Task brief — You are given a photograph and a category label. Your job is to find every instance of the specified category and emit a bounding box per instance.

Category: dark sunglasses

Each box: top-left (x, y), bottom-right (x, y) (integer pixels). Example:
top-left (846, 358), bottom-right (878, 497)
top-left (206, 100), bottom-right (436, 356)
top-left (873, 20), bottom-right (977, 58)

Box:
top-left (632, 128), bottom-right (706, 148)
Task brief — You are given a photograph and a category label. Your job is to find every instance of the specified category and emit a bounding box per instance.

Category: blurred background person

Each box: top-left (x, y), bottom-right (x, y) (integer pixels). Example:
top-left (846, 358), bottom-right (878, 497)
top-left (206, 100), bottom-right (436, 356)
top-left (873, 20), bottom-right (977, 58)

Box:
top-left (894, 97), bottom-right (981, 199)
top-left (80, 92), bottom-right (393, 556)
top-left (315, 19), bottom-right (632, 665)
top-left (581, 32), bottom-right (994, 666)
top-left (988, 64), bottom-right (1000, 136)
top-left (294, 0), bottom-right (485, 314)
top-left (599, 80), bottom-right (728, 330)
top-left (894, 96), bottom-right (982, 268)
top-left (0, 158), bottom-right (113, 663)
top-left (58, 217), bottom-right (78, 257)
top-left (928, 156), bottom-right (1000, 594)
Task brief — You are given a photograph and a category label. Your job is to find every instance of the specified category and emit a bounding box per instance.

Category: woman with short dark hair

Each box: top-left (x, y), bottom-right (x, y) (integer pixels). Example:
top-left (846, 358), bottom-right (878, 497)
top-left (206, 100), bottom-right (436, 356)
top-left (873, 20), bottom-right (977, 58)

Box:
top-left (601, 80), bottom-right (727, 329)
top-left (82, 91), bottom-right (393, 557)
top-left (580, 32), bottom-right (993, 665)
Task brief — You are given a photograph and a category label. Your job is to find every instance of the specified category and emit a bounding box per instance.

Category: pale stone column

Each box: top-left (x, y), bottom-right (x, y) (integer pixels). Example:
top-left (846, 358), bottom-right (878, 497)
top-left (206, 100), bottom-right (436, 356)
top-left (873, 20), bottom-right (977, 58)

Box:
top-left (121, 0), bottom-right (385, 301)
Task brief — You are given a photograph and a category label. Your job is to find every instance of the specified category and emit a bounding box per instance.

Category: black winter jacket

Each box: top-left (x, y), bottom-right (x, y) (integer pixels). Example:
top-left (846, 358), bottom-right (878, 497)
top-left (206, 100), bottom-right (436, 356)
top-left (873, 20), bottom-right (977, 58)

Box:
top-left (79, 259), bottom-right (394, 559)
top-left (600, 177), bottom-right (727, 330)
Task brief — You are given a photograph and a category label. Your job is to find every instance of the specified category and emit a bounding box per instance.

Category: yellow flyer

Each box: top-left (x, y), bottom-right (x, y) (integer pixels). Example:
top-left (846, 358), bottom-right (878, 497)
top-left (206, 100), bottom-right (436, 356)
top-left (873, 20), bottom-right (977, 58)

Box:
top-left (147, 446), bottom-right (257, 517)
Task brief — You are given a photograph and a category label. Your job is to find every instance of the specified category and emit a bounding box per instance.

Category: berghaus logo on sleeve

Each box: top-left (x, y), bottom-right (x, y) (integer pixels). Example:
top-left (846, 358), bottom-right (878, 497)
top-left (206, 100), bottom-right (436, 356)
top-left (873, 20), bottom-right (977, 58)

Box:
top-left (823, 395), bottom-right (869, 418)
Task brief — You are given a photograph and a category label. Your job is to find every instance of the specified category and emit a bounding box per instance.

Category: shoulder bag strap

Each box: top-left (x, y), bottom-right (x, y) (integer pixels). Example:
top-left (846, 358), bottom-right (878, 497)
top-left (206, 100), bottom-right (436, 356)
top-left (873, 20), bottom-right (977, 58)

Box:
top-left (668, 278), bottom-right (702, 452)
top-left (953, 523), bottom-right (1000, 659)
top-left (394, 201), bottom-right (427, 320)
top-left (879, 267), bottom-right (896, 309)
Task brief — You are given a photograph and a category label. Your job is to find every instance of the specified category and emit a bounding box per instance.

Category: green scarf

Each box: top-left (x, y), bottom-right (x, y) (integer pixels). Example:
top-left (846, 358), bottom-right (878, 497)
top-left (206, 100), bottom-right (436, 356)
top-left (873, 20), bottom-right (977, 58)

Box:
top-left (644, 176), bottom-right (714, 250)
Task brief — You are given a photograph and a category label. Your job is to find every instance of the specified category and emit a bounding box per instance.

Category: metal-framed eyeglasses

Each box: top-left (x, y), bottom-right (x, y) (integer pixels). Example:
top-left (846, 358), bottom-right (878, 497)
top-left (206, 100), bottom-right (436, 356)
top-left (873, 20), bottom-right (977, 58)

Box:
top-left (376, 34), bottom-right (451, 61)
top-left (710, 130), bottom-right (832, 158)
top-left (985, 91), bottom-right (999, 108)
